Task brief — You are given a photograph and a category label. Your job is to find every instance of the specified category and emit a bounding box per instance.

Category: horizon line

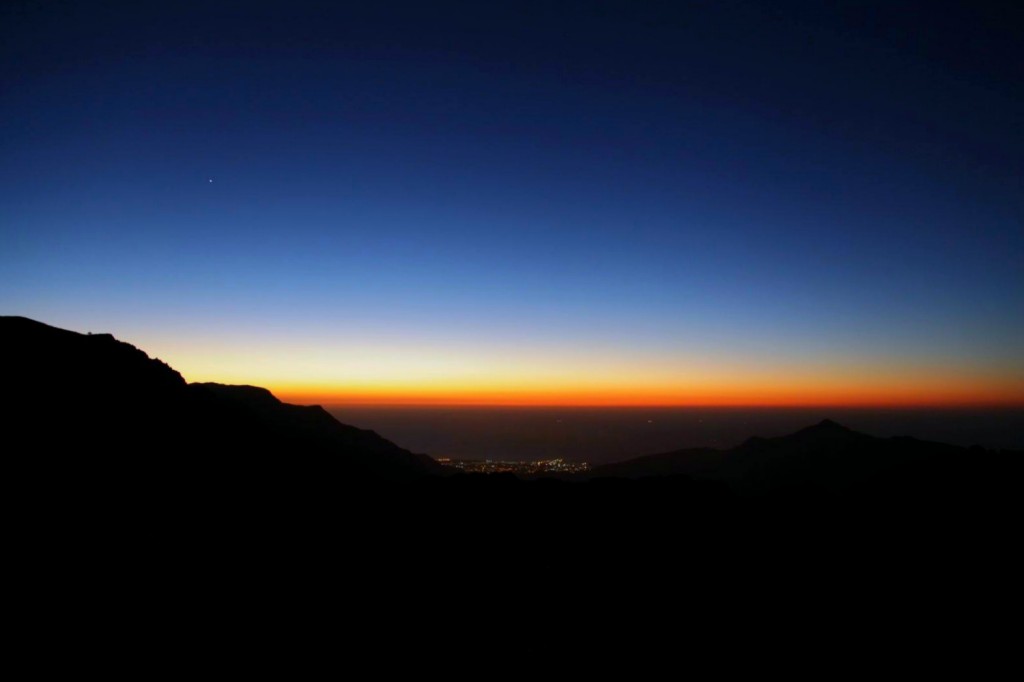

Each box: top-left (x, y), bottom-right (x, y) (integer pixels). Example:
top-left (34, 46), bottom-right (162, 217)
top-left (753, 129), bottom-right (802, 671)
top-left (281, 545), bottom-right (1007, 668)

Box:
top-left (295, 400), bottom-right (1024, 410)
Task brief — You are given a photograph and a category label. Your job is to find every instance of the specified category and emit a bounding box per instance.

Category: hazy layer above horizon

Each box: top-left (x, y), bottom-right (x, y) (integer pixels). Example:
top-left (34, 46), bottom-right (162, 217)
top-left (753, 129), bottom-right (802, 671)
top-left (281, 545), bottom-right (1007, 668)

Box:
top-left (326, 406), bottom-right (1024, 465)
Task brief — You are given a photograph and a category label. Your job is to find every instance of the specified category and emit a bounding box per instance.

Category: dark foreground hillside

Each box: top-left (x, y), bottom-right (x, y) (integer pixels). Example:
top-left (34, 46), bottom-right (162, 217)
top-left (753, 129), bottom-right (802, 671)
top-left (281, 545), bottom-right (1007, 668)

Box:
top-left (3, 315), bottom-right (443, 480)
top-left (4, 316), bottom-right (1021, 669)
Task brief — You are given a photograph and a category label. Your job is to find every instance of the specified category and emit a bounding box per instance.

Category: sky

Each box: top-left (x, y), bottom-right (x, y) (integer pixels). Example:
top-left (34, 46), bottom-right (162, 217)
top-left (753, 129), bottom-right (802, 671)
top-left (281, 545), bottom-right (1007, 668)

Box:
top-left (2, 1), bottom-right (1022, 407)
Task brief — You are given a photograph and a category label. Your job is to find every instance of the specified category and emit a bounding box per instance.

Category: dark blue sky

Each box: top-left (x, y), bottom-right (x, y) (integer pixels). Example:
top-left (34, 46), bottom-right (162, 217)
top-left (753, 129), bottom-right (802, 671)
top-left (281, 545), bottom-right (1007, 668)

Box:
top-left (2, 1), bottom-right (1022, 404)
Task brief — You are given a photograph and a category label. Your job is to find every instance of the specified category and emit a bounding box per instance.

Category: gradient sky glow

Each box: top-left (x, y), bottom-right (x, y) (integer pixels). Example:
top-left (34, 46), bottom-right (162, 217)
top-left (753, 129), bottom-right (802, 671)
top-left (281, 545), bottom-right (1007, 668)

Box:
top-left (3, 2), bottom-right (1022, 407)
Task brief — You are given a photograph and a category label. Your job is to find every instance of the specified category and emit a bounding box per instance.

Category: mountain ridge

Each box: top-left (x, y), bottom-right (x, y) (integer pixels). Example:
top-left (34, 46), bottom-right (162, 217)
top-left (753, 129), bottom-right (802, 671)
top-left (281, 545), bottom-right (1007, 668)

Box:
top-left (3, 315), bottom-right (444, 480)
top-left (5, 315), bottom-right (1019, 500)
top-left (588, 415), bottom-right (1019, 495)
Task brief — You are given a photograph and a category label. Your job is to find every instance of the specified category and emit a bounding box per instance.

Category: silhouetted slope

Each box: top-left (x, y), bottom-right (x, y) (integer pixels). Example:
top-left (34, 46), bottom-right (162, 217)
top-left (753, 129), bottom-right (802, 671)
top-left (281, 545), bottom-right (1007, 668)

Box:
top-left (189, 382), bottom-right (441, 475)
top-left (586, 446), bottom-right (723, 479)
top-left (8, 317), bottom-right (1020, 670)
top-left (712, 419), bottom-right (941, 493)
top-left (6, 315), bottom-right (1019, 503)
top-left (589, 418), bottom-right (1022, 497)
top-left (2, 316), bottom-right (442, 479)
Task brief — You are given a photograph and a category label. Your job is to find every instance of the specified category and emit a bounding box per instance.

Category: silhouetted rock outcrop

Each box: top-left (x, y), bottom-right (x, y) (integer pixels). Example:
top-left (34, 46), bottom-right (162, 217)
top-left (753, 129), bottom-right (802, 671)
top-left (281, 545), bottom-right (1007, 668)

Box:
top-left (3, 316), bottom-right (443, 484)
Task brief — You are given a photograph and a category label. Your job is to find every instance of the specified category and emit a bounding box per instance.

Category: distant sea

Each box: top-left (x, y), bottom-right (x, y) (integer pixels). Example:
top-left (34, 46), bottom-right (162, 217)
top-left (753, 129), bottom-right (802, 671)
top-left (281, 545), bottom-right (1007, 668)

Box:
top-left (327, 406), bottom-right (1024, 466)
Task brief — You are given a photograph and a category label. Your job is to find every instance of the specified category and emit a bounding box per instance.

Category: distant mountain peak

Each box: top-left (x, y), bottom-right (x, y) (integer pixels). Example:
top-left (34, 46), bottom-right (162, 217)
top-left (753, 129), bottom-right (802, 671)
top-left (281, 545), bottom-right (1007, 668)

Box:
top-left (782, 419), bottom-right (862, 442)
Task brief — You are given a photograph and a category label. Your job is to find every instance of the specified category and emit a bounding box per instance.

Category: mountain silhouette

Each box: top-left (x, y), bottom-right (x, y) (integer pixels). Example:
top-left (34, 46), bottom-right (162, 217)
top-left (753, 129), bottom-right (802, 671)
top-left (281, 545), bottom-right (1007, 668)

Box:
top-left (6, 315), bottom-right (1019, 667)
top-left (6, 315), bottom-right (1019, 504)
top-left (3, 316), bottom-right (443, 482)
top-left (588, 417), bottom-right (1021, 498)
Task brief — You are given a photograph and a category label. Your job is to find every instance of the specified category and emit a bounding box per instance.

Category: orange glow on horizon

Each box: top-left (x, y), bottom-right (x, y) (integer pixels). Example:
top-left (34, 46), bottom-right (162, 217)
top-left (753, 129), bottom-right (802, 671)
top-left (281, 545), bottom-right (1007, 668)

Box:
top-left (272, 382), bottom-right (1024, 409)
top-left (145, 335), bottom-right (1024, 410)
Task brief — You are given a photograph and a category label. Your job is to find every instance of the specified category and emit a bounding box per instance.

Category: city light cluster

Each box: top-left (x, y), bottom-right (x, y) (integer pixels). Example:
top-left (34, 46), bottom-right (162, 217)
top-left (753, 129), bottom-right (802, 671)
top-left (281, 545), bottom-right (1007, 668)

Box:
top-left (435, 457), bottom-right (590, 475)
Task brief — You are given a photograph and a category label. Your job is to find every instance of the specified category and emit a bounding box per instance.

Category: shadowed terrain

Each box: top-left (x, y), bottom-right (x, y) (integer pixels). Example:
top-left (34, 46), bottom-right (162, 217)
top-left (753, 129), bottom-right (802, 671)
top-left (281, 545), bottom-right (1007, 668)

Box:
top-left (586, 418), bottom-right (1022, 500)
top-left (3, 316), bottom-right (444, 484)
top-left (7, 315), bottom-right (1020, 500)
top-left (4, 315), bottom-right (1021, 667)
